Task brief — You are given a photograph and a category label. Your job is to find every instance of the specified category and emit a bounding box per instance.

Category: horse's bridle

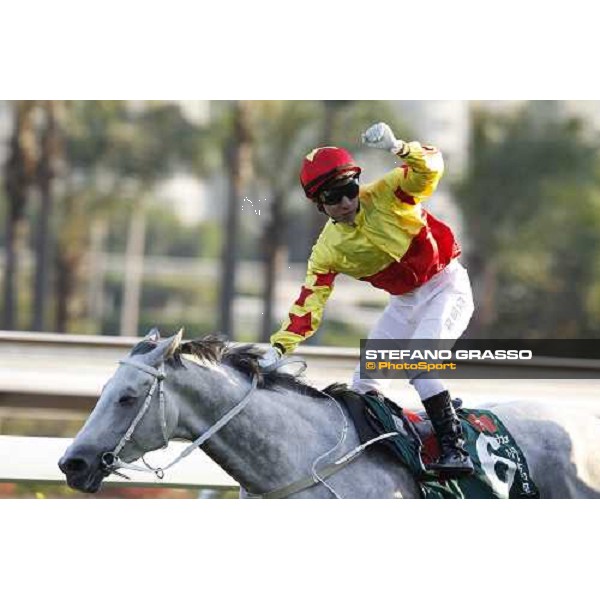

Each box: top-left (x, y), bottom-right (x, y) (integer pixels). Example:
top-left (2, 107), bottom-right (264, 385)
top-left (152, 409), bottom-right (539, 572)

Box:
top-left (101, 357), bottom-right (398, 498)
top-left (100, 359), bottom-right (169, 477)
top-left (100, 358), bottom-right (258, 480)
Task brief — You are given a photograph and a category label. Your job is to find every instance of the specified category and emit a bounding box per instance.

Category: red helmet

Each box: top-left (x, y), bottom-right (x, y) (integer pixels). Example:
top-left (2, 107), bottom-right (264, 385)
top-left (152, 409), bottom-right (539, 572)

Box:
top-left (300, 146), bottom-right (361, 201)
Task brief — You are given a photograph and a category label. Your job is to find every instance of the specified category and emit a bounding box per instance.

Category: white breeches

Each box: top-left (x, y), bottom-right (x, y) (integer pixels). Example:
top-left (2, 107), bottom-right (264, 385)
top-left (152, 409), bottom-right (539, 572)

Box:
top-left (351, 260), bottom-right (474, 401)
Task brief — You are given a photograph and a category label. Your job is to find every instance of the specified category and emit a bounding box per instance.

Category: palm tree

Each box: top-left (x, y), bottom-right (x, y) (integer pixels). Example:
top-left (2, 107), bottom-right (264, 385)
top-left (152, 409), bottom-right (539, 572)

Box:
top-left (33, 100), bottom-right (63, 331)
top-left (454, 103), bottom-right (600, 337)
top-left (3, 101), bottom-right (37, 330)
top-left (55, 100), bottom-right (204, 334)
top-left (219, 100), bottom-right (254, 338)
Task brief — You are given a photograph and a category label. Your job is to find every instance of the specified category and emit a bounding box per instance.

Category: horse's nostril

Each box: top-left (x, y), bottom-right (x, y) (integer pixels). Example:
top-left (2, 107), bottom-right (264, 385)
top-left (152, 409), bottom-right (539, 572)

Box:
top-left (59, 457), bottom-right (89, 474)
top-left (101, 452), bottom-right (116, 468)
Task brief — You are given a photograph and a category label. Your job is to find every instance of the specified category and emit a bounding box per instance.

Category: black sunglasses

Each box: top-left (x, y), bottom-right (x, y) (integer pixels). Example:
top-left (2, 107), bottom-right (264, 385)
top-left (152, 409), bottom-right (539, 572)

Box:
top-left (319, 178), bottom-right (360, 205)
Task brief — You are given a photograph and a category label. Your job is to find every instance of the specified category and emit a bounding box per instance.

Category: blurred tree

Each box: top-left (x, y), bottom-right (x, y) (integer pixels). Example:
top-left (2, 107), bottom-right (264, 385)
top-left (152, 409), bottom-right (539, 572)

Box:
top-left (454, 103), bottom-right (600, 337)
top-left (56, 101), bottom-right (205, 333)
top-left (109, 102), bottom-right (203, 336)
top-left (307, 101), bottom-right (347, 244)
top-left (55, 101), bottom-right (127, 332)
top-left (252, 100), bottom-right (321, 341)
top-left (55, 188), bottom-right (90, 331)
top-left (3, 101), bottom-right (37, 330)
top-left (33, 100), bottom-right (64, 331)
top-left (219, 100), bottom-right (253, 338)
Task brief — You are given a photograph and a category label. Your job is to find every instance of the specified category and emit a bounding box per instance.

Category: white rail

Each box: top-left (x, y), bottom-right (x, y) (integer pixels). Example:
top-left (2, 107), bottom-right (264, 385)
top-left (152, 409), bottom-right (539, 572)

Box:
top-left (1, 331), bottom-right (600, 411)
top-left (0, 331), bottom-right (356, 410)
top-left (0, 435), bottom-right (238, 490)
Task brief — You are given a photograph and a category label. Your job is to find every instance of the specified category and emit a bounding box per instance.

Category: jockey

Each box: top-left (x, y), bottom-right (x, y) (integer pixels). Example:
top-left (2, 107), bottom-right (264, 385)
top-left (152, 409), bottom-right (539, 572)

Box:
top-left (260, 122), bottom-right (475, 476)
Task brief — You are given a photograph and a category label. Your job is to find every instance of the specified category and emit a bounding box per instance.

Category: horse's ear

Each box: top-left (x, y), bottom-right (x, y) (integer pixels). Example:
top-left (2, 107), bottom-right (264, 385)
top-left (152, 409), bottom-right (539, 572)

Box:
top-left (144, 328), bottom-right (183, 365)
top-left (144, 327), bottom-right (161, 342)
top-left (164, 328), bottom-right (184, 359)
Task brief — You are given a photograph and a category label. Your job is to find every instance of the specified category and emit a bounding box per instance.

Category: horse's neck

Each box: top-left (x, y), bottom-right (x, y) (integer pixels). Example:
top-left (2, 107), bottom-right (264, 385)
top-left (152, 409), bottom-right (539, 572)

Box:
top-left (169, 364), bottom-right (346, 490)
top-left (169, 363), bottom-right (418, 498)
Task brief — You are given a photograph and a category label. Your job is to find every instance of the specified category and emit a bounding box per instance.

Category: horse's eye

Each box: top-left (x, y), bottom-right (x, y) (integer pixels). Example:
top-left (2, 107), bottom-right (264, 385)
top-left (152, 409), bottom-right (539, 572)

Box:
top-left (118, 396), bottom-right (136, 406)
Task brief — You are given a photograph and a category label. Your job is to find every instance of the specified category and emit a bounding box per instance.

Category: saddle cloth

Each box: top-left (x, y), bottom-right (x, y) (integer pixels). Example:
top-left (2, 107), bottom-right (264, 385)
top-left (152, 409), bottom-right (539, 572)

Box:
top-left (326, 384), bottom-right (539, 499)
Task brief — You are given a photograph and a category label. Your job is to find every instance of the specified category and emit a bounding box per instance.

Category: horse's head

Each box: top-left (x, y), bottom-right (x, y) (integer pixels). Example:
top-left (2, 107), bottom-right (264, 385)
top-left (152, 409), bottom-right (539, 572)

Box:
top-left (58, 327), bottom-right (183, 493)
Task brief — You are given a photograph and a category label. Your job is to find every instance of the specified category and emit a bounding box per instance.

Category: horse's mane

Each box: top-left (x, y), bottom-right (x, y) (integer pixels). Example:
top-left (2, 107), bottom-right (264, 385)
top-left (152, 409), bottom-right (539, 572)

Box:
top-left (133, 334), bottom-right (326, 399)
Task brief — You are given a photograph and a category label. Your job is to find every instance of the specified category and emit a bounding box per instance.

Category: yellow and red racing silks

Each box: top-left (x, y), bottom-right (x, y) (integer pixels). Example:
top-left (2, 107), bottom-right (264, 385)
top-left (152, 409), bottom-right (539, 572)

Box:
top-left (271, 259), bottom-right (338, 355)
top-left (271, 142), bottom-right (460, 355)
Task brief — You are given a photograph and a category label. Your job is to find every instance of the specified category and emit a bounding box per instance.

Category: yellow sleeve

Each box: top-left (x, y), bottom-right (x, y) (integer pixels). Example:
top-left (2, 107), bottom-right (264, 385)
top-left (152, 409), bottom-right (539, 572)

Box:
top-left (270, 252), bottom-right (337, 355)
top-left (381, 141), bottom-right (445, 203)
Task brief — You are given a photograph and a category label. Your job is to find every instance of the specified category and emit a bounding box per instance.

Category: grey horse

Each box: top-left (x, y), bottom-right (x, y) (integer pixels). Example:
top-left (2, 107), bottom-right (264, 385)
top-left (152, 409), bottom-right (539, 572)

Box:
top-left (59, 328), bottom-right (600, 498)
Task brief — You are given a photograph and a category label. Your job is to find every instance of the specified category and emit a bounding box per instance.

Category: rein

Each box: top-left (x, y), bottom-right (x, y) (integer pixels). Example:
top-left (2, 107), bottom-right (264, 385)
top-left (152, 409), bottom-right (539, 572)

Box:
top-left (102, 356), bottom-right (395, 498)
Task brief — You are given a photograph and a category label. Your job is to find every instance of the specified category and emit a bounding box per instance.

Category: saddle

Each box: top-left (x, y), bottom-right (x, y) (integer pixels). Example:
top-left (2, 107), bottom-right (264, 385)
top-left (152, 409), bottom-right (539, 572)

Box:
top-left (325, 384), bottom-right (462, 470)
top-left (323, 384), bottom-right (540, 499)
top-left (324, 384), bottom-right (425, 473)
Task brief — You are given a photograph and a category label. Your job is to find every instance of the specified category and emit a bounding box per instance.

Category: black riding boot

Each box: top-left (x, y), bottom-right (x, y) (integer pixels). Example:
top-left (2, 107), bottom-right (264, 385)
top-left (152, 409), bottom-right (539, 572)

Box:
top-left (422, 390), bottom-right (474, 477)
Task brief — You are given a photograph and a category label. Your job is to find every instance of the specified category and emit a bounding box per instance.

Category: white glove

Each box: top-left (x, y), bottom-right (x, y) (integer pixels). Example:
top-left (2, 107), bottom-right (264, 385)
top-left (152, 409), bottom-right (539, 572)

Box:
top-left (258, 345), bottom-right (282, 370)
top-left (361, 122), bottom-right (407, 155)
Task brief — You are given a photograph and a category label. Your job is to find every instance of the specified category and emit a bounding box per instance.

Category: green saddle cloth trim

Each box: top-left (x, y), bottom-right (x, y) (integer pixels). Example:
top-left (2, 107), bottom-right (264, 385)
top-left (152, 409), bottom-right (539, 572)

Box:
top-left (363, 396), bottom-right (539, 499)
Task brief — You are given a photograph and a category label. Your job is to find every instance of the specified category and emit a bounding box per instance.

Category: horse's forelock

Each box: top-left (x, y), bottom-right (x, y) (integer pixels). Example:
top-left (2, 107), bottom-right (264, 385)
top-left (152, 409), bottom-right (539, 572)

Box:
top-left (177, 335), bottom-right (228, 363)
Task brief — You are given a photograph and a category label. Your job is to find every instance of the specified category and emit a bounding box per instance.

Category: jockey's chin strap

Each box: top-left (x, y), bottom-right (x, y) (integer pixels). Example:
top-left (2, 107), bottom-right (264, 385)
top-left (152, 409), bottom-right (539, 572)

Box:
top-left (101, 358), bottom-right (258, 480)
